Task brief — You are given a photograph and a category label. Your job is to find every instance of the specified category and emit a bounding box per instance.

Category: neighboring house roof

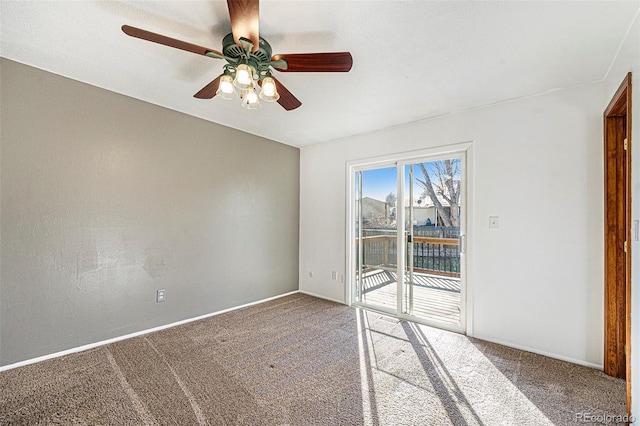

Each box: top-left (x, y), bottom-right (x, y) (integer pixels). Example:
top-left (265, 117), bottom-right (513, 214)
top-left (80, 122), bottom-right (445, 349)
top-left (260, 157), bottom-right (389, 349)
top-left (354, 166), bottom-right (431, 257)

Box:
top-left (361, 197), bottom-right (389, 219)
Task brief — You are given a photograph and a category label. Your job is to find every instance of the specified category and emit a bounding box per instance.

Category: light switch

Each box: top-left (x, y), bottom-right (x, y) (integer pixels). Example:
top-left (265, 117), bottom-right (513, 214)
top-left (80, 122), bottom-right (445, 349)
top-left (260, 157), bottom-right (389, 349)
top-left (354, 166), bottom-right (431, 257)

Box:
top-left (489, 216), bottom-right (499, 230)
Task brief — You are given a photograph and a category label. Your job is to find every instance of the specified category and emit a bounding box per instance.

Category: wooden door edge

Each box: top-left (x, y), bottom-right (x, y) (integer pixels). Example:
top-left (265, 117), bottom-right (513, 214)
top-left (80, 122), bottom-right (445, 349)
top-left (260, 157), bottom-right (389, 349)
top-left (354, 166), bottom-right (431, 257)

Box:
top-left (603, 71), bottom-right (632, 416)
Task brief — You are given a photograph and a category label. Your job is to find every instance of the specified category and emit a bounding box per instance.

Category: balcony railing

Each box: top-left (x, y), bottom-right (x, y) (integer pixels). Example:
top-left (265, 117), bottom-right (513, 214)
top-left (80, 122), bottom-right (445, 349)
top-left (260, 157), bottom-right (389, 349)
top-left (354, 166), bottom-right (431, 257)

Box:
top-left (357, 227), bottom-right (460, 277)
top-left (411, 236), bottom-right (460, 277)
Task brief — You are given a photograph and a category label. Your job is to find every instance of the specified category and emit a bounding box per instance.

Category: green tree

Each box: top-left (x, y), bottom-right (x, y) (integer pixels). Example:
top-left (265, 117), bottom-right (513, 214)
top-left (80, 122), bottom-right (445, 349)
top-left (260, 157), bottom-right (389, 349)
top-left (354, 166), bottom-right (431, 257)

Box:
top-left (385, 192), bottom-right (397, 207)
top-left (385, 192), bottom-right (397, 219)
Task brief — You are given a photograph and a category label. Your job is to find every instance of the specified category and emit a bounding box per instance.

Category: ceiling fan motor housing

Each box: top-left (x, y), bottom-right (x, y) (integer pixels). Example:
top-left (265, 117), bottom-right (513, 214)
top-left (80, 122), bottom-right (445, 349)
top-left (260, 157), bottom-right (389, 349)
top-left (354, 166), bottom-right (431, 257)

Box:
top-left (222, 33), bottom-right (272, 71)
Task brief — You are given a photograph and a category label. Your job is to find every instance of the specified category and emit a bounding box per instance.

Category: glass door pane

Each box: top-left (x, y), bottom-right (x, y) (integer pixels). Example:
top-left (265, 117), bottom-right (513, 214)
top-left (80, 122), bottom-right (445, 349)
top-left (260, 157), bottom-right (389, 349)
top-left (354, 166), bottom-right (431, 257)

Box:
top-left (403, 157), bottom-right (463, 327)
top-left (354, 166), bottom-right (398, 313)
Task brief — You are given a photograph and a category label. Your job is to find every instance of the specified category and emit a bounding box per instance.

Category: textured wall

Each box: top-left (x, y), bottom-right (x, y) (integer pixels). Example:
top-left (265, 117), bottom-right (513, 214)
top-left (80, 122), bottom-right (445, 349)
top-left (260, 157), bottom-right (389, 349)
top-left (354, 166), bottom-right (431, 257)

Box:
top-left (0, 59), bottom-right (300, 366)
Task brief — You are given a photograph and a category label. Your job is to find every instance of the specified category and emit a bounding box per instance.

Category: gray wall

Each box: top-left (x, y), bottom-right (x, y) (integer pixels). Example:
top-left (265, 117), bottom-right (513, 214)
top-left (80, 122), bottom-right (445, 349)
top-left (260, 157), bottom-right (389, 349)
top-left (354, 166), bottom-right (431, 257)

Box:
top-left (0, 59), bottom-right (300, 366)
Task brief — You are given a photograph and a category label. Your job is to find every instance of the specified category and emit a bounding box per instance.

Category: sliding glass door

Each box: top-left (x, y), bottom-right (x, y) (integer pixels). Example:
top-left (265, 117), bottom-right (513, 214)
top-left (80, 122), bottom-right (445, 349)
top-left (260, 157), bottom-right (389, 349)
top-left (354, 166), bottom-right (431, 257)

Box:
top-left (401, 156), bottom-right (464, 329)
top-left (352, 152), bottom-right (466, 333)
top-left (354, 166), bottom-right (398, 314)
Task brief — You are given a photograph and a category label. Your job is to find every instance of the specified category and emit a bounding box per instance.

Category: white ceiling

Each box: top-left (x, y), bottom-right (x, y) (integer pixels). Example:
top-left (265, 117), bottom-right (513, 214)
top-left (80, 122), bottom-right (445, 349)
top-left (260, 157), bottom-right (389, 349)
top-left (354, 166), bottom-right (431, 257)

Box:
top-left (1, 1), bottom-right (639, 147)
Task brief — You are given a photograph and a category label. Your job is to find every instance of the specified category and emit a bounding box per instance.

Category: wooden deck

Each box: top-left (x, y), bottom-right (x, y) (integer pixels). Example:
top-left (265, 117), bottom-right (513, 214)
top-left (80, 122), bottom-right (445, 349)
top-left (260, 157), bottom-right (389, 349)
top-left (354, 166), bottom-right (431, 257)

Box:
top-left (359, 269), bottom-right (461, 326)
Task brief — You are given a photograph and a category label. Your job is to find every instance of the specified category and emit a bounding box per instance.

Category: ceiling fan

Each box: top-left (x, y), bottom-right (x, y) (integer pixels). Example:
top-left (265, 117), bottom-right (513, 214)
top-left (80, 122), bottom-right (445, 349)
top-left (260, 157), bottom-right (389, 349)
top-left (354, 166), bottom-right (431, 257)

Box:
top-left (122, 0), bottom-right (353, 111)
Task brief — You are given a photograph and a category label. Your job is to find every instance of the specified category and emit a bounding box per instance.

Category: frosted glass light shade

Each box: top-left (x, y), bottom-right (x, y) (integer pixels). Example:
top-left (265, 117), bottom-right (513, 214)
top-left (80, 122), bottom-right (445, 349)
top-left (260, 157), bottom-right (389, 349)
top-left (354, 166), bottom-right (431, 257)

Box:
top-left (259, 77), bottom-right (280, 102)
top-left (216, 75), bottom-right (236, 100)
top-left (241, 87), bottom-right (260, 109)
top-left (233, 64), bottom-right (254, 90)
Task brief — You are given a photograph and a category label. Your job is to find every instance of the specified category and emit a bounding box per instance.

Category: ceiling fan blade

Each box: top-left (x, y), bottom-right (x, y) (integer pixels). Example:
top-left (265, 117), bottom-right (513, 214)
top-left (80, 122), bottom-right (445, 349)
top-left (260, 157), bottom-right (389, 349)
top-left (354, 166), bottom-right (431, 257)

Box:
top-left (227, 0), bottom-right (260, 52)
top-left (271, 53), bottom-right (353, 72)
top-left (193, 75), bottom-right (223, 99)
top-left (271, 77), bottom-right (302, 111)
top-left (122, 25), bottom-right (224, 58)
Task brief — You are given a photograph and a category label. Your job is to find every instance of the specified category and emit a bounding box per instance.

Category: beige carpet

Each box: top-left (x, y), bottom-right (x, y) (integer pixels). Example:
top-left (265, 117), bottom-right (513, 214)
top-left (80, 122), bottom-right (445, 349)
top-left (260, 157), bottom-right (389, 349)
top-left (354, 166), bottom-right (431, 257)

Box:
top-left (0, 294), bottom-right (626, 425)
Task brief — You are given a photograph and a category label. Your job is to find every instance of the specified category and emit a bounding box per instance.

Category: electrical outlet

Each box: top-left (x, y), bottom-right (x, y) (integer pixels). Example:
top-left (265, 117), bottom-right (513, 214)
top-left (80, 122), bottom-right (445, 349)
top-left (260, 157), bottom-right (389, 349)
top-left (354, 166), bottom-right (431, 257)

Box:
top-left (156, 289), bottom-right (166, 303)
top-left (331, 271), bottom-right (337, 280)
top-left (309, 271), bottom-right (314, 278)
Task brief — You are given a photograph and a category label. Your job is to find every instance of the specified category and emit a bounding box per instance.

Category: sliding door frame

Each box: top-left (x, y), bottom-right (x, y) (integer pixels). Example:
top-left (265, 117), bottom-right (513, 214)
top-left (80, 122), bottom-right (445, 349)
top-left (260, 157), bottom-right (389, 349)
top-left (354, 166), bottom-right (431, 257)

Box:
top-left (346, 142), bottom-right (474, 335)
top-left (397, 151), bottom-right (467, 333)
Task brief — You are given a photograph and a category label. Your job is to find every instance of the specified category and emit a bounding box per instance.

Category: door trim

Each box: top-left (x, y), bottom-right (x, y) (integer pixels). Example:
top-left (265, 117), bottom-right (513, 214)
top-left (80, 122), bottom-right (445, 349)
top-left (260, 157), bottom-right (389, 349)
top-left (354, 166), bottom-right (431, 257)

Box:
top-left (345, 142), bottom-right (473, 334)
top-left (603, 72), bottom-right (632, 414)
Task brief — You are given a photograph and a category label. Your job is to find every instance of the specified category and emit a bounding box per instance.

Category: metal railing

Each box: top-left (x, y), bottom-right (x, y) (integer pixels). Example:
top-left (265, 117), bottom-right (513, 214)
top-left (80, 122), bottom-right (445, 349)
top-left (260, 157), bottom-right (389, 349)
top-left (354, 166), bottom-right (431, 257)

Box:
top-left (357, 227), bottom-right (460, 277)
top-left (411, 236), bottom-right (460, 276)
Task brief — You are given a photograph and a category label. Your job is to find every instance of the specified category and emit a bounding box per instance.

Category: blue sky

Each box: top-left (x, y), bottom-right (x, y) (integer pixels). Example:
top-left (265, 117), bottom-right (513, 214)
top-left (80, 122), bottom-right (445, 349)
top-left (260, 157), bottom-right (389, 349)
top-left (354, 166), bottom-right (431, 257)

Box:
top-left (360, 166), bottom-right (419, 204)
top-left (360, 161), bottom-right (461, 204)
top-left (361, 167), bottom-right (397, 202)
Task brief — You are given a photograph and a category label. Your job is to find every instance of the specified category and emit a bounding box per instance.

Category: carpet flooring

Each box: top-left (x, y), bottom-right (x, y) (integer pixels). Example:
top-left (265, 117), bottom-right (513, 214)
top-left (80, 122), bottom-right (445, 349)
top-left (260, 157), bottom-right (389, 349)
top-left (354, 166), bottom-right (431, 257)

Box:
top-left (0, 294), bottom-right (626, 425)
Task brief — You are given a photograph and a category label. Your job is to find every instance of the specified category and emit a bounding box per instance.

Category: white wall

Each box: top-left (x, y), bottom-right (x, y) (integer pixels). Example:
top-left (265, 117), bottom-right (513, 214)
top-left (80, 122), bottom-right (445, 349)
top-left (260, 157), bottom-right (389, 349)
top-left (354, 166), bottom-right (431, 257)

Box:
top-left (603, 10), bottom-right (640, 423)
top-left (300, 81), bottom-right (605, 367)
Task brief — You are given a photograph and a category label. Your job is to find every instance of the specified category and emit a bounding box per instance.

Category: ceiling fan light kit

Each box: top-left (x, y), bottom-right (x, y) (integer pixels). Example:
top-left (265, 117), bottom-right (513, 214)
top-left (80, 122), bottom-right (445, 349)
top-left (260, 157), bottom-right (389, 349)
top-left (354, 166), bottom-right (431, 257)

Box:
top-left (121, 0), bottom-right (352, 111)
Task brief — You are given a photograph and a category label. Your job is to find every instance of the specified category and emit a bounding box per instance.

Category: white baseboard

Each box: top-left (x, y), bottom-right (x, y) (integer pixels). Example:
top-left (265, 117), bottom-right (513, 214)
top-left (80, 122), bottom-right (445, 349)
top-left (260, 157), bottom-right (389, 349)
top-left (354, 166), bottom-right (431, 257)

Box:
top-left (302, 294), bottom-right (603, 370)
top-left (0, 290), bottom-right (300, 372)
top-left (3, 291), bottom-right (602, 374)
top-left (470, 333), bottom-right (604, 370)
top-left (299, 290), bottom-right (345, 305)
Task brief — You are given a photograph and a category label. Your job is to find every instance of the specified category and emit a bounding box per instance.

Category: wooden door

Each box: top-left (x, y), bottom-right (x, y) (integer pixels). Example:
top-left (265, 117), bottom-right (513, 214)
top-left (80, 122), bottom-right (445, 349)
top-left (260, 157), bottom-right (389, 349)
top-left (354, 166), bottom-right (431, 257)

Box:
top-left (603, 72), bottom-right (632, 413)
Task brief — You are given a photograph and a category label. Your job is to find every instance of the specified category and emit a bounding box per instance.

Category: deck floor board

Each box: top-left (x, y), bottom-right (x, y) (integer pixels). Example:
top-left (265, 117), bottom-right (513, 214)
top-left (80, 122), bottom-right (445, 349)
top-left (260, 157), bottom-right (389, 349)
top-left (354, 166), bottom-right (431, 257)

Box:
top-left (359, 269), bottom-right (461, 326)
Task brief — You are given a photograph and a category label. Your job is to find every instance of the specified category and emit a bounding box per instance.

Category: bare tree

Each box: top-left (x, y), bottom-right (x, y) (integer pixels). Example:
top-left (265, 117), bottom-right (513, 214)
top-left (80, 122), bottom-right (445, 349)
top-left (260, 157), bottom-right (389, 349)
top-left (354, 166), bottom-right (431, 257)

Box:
top-left (415, 159), bottom-right (461, 226)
